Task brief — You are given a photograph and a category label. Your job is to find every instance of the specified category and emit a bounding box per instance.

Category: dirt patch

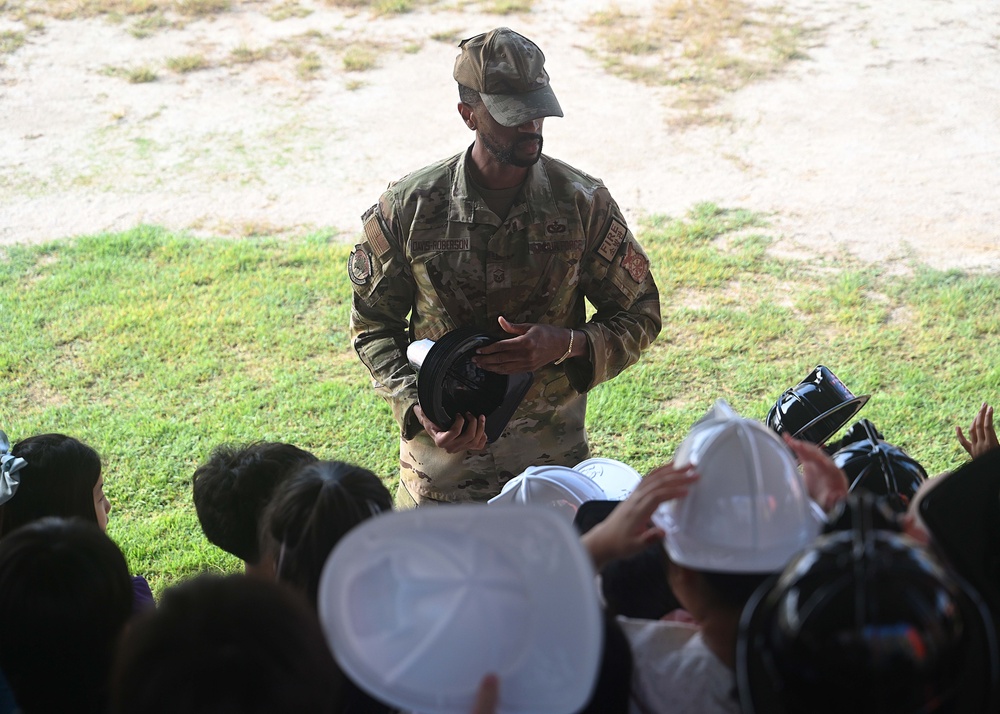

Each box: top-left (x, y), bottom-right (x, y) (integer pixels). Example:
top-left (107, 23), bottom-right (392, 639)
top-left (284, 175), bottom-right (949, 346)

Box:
top-left (1, 0), bottom-right (998, 272)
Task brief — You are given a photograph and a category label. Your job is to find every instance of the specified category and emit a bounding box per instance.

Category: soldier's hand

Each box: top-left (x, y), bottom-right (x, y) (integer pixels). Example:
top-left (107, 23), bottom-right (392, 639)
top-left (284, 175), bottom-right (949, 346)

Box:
top-left (472, 316), bottom-right (582, 374)
top-left (413, 405), bottom-right (488, 453)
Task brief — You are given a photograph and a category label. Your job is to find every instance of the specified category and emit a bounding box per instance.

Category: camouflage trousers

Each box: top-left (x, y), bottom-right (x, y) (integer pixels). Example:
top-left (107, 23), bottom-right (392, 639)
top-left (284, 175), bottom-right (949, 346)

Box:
top-left (394, 384), bottom-right (591, 507)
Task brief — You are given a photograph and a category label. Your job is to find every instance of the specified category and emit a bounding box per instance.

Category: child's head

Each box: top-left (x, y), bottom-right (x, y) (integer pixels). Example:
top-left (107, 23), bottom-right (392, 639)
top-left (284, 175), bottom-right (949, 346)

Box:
top-left (262, 460), bottom-right (392, 609)
top-left (0, 517), bottom-right (133, 714)
top-left (192, 442), bottom-right (317, 569)
top-left (0, 433), bottom-right (105, 538)
top-left (111, 574), bottom-right (343, 714)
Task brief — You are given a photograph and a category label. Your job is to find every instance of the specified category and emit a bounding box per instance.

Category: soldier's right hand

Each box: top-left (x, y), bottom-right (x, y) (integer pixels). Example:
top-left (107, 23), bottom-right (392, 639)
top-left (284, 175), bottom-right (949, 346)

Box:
top-left (413, 405), bottom-right (488, 453)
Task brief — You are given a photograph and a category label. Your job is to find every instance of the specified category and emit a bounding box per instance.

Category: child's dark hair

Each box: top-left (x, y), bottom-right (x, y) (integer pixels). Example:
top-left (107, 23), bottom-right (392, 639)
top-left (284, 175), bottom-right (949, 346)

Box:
top-left (111, 574), bottom-right (343, 714)
top-left (192, 442), bottom-right (317, 564)
top-left (0, 517), bottom-right (133, 714)
top-left (0, 433), bottom-right (102, 537)
top-left (262, 460), bottom-right (392, 610)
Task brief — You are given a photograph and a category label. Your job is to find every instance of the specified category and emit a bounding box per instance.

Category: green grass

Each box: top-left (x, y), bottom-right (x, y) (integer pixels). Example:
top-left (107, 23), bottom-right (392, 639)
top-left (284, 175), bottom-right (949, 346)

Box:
top-left (1, 209), bottom-right (998, 594)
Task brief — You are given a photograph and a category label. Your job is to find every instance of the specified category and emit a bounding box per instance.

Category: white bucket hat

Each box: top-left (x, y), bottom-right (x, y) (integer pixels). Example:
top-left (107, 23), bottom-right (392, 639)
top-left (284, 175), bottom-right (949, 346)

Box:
top-left (654, 400), bottom-right (823, 573)
top-left (317, 506), bottom-right (603, 714)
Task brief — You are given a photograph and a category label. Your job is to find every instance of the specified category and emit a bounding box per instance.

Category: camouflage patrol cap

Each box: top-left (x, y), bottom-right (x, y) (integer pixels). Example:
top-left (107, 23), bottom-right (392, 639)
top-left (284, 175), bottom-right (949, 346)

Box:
top-left (453, 27), bottom-right (564, 127)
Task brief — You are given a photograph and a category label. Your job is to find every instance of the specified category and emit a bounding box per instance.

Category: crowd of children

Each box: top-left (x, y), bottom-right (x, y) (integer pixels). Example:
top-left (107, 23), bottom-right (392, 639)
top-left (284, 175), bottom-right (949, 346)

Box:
top-left (0, 400), bottom-right (995, 713)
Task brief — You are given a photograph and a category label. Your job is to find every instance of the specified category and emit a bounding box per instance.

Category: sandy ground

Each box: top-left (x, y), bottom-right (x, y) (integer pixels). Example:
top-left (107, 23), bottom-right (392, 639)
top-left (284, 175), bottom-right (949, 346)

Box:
top-left (1, 0), bottom-right (998, 271)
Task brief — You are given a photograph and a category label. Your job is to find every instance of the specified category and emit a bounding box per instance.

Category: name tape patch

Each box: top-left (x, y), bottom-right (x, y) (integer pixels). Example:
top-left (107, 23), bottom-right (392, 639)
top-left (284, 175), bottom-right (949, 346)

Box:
top-left (597, 218), bottom-right (628, 262)
top-left (529, 239), bottom-right (585, 254)
top-left (411, 238), bottom-right (471, 252)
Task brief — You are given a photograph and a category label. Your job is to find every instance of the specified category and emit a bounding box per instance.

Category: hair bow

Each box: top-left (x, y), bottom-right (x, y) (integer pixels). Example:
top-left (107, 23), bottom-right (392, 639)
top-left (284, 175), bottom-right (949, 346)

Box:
top-left (0, 430), bottom-right (27, 506)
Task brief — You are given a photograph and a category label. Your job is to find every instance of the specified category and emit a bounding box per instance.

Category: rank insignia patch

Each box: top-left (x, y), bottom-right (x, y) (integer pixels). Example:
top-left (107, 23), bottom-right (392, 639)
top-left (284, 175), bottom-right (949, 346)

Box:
top-left (545, 218), bottom-right (568, 235)
top-left (597, 218), bottom-right (628, 262)
top-left (348, 247), bottom-right (373, 286)
top-left (622, 241), bottom-right (650, 283)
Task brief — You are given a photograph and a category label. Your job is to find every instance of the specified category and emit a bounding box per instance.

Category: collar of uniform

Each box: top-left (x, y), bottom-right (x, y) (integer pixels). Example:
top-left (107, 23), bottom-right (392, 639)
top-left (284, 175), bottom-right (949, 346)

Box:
top-left (450, 146), bottom-right (558, 228)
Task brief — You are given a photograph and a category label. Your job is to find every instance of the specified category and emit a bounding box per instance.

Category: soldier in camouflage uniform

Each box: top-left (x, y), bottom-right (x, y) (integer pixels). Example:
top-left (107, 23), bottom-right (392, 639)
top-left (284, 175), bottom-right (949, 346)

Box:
top-left (349, 27), bottom-right (662, 506)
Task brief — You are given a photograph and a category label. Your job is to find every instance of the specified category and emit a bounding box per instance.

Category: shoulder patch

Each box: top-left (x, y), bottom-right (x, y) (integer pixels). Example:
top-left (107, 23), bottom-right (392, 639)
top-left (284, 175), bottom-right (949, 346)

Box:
top-left (597, 218), bottom-right (628, 262)
top-left (362, 211), bottom-right (391, 258)
top-left (622, 241), bottom-right (650, 283)
top-left (348, 246), bottom-right (373, 286)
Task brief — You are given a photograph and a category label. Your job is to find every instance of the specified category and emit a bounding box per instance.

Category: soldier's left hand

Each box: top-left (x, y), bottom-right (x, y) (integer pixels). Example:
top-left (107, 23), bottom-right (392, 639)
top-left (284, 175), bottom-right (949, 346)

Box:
top-left (472, 316), bottom-right (577, 374)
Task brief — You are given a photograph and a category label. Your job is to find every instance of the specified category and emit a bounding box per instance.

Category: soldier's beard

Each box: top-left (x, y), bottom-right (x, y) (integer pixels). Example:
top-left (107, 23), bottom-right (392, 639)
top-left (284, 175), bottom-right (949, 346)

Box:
top-left (481, 132), bottom-right (543, 168)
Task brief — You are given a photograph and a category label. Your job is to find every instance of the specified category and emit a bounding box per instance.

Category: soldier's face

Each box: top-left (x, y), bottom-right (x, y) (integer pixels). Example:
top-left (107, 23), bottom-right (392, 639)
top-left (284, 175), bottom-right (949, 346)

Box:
top-left (475, 105), bottom-right (544, 168)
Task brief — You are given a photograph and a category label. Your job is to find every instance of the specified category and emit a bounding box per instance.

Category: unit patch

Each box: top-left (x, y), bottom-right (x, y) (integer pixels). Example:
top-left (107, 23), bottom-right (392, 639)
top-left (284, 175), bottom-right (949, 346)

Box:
top-left (348, 247), bottom-right (373, 286)
top-left (622, 241), bottom-right (650, 283)
top-left (597, 218), bottom-right (628, 262)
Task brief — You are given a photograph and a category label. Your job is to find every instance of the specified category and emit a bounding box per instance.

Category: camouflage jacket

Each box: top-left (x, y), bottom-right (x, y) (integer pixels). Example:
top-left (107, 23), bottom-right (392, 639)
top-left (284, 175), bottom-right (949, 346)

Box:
top-left (350, 148), bottom-right (662, 503)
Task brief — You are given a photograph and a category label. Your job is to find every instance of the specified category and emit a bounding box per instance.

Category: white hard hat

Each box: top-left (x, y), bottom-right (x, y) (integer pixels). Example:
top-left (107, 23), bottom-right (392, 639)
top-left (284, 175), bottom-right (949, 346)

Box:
top-left (573, 457), bottom-right (642, 500)
top-left (488, 465), bottom-right (607, 520)
top-left (653, 400), bottom-right (822, 573)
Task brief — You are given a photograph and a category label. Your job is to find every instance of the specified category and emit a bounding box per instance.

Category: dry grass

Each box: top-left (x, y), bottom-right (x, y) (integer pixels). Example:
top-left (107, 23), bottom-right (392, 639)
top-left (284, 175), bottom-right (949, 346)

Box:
top-left (325, 0), bottom-right (415, 11)
top-left (40, 0), bottom-right (160, 19)
top-left (342, 43), bottom-right (377, 71)
top-left (296, 50), bottom-right (321, 79)
top-left (430, 28), bottom-right (463, 43)
top-left (267, 0), bottom-right (312, 20)
top-left (0, 29), bottom-right (25, 54)
top-left (229, 43), bottom-right (272, 64)
top-left (587, 0), bottom-right (810, 124)
top-left (166, 53), bottom-right (209, 72)
top-left (484, 0), bottom-right (534, 13)
top-left (9, 0), bottom-right (235, 21)
top-left (175, 0), bottom-right (230, 15)
top-left (128, 11), bottom-right (171, 37)
top-left (126, 64), bottom-right (157, 82)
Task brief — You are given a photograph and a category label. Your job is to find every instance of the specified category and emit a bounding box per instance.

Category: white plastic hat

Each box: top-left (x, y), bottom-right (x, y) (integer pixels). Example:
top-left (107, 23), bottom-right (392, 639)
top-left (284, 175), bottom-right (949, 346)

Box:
top-left (488, 465), bottom-right (607, 520)
top-left (653, 399), bottom-right (822, 573)
top-left (573, 457), bottom-right (642, 500)
top-left (317, 506), bottom-right (603, 714)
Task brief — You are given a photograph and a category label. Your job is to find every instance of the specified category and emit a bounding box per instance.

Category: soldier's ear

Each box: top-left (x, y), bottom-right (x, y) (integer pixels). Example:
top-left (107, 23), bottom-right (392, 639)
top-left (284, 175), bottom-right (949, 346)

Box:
top-left (458, 102), bottom-right (476, 131)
